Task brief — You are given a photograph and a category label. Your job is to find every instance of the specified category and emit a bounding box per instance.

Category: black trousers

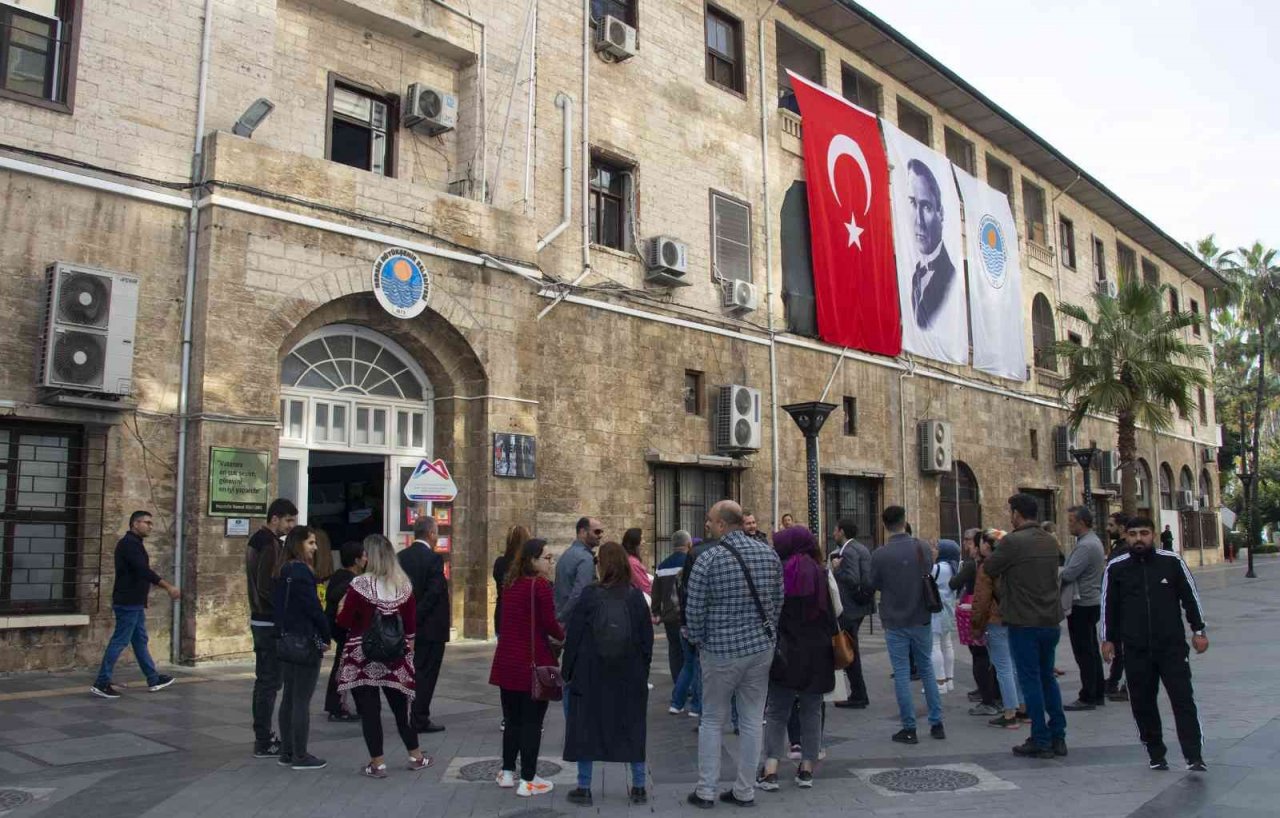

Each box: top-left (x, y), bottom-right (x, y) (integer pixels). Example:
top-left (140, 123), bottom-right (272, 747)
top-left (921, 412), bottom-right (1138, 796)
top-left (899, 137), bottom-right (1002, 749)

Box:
top-left (353, 686), bottom-right (419, 758)
top-left (1068, 605), bottom-right (1106, 705)
top-left (843, 616), bottom-right (868, 702)
top-left (410, 639), bottom-right (445, 727)
top-left (279, 658), bottom-right (321, 760)
top-left (970, 645), bottom-right (998, 706)
top-left (500, 688), bottom-right (550, 781)
top-left (251, 625), bottom-right (282, 743)
top-left (664, 622), bottom-right (684, 685)
top-left (324, 629), bottom-right (348, 715)
top-left (1123, 642), bottom-right (1203, 763)
top-left (1107, 641), bottom-right (1127, 690)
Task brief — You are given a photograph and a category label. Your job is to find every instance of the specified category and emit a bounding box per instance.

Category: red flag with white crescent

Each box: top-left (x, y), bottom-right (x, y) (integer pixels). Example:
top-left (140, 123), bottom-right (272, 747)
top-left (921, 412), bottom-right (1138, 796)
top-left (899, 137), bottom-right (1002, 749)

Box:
top-left (789, 71), bottom-right (901, 356)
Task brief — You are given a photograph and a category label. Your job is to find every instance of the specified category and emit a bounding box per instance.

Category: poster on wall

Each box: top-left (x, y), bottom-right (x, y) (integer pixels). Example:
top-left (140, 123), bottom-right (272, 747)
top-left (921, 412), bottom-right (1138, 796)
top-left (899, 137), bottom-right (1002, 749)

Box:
top-left (493, 433), bottom-right (535, 479)
top-left (882, 121), bottom-right (969, 365)
top-left (208, 447), bottom-right (270, 516)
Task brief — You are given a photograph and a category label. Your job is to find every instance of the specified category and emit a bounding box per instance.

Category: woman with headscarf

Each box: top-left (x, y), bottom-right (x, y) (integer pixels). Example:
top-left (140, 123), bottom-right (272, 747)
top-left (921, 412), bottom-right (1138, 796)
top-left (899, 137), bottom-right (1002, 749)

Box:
top-left (930, 539), bottom-right (961, 695)
top-left (755, 526), bottom-right (835, 792)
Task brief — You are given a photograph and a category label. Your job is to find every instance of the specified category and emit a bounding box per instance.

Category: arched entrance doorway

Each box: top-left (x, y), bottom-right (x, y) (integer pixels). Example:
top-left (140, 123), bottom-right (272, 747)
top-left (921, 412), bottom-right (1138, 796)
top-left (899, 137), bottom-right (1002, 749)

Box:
top-left (276, 324), bottom-right (435, 559)
top-left (939, 461), bottom-right (981, 542)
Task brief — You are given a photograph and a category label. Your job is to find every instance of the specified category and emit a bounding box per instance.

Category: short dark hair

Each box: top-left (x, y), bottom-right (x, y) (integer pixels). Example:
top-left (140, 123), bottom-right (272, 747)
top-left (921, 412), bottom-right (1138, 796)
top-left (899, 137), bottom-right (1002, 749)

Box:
top-left (907, 158), bottom-right (942, 206)
top-left (575, 516), bottom-right (591, 535)
top-left (882, 505), bottom-right (907, 529)
top-left (1127, 515), bottom-right (1155, 531)
top-left (1109, 511), bottom-right (1129, 526)
top-left (1008, 493), bottom-right (1039, 520)
top-left (129, 510), bottom-right (152, 526)
top-left (1067, 505), bottom-right (1094, 526)
top-left (267, 498), bottom-right (298, 522)
top-left (621, 528), bottom-right (642, 557)
top-left (836, 518), bottom-right (858, 539)
top-left (339, 539), bottom-right (365, 568)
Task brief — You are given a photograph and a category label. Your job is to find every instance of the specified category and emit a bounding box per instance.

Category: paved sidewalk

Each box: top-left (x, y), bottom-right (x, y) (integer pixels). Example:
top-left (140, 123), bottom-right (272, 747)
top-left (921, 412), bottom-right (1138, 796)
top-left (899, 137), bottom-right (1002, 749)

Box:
top-left (0, 557), bottom-right (1278, 817)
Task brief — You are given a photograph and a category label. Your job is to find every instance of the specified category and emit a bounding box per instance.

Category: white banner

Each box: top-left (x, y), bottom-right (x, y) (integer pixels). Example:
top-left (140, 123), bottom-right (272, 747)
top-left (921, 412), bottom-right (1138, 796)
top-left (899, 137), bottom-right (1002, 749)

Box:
top-left (954, 168), bottom-right (1028, 381)
top-left (882, 122), bottom-right (968, 364)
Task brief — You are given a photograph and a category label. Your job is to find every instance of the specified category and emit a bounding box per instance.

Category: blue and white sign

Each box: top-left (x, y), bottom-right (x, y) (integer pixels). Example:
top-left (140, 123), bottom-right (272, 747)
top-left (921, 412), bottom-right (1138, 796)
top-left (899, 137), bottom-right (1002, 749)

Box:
top-left (371, 248), bottom-right (431, 319)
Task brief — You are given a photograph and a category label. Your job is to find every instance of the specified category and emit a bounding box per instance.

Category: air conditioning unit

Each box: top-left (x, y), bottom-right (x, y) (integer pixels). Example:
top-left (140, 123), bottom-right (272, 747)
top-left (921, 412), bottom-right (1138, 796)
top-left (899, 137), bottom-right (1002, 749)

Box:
top-left (644, 236), bottom-right (690, 286)
top-left (1176, 489), bottom-right (1195, 510)
top-left (38, 263), bottom-right (139, 397)
top-left (594, 15), bottom-right (637, 60)
top-left (404, 83), bottom-right (458, 135)
top-left (1095, 279), bottom-right (1118, 298)
top-left (918, 419), bottom-right (953, 474)
top-left (1202, 447), bottom-right (1215, 464)
top-left (1098, 449), bottom-right (1121, 489)
top-left (721, 279), bottom-right (759, 313)
top-left (1053, 425), bottom-right (1077, 466)
top-left (715, 385), bottom-right (761, 453)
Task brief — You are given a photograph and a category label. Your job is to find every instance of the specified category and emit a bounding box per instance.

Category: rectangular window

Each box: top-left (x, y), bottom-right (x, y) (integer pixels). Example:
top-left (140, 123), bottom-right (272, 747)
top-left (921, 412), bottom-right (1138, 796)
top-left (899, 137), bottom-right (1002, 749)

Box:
top-left (1068, 331), bottom-right (1083, 346)
top-left (684, 371), bottom-right (703, 415)
top-left (1141, 258), bottom-right (1159, 287)
top-left (1021, 178), bottom-right (1047, 246)
top-left (394, 410), bottom-right (426, 449)
top-left (840, 64), bottom-right (881, 114)
top-left (705, 6), bottom-right (744, 94)
top-left (1058, 217), bottom-right (1076, 269)
top-left (1092, 235), bottom-right (1106, 281)
top-left (1170, 289), bottom-right (1180, 314)
top-left (897, 97), bottom-right (931, 146)
top-left (653, 466), bottom-right (734, 565)
top-left (944, 128), bottom-right (975, 174)
top-left (590, 0), bottom-right (635, 25)
top-left (986, 155), bottom-right (1013, 204)
top-left (1029, 428), bottom-right (1040, 460)
top-left (776, 24), bottom-right (822, 112)
top-left (0, 0), bottom-right (78, 110)
top-left (1116, 242), bottom-right (1137, 285)
top-left (842, 396), bottom-right (857, 436)
top-left (1198, 387), bottom-right (1207, 424)
top-left (1191, 299), bottom-right (1201, 336)
top-left (280, 398), bottom-right (306, 441)
top-left (822, 475), bottom-right (881, 547)
top-left (354, 405), bottom-right (388, 446)
top-left (589, 156), bottom-right (628, 250)
top-left (327, 79), bottom-right (394, 176)
top-left (1018, 488), bottom-right (1057, 524)
top-left (711, 191), bottom-right (751, 282)
top-left (313, 400), bottom-right (349, 444)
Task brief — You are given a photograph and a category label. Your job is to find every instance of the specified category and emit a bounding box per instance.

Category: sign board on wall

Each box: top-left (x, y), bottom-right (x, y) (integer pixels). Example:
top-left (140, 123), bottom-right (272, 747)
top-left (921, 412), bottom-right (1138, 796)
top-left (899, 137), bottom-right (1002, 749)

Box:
top-left (209, 447), bottom-right (270, 516)
top-left (403, 458), bottom-right (458, 502)
top-left (372, 248), bottom-right (432, 319)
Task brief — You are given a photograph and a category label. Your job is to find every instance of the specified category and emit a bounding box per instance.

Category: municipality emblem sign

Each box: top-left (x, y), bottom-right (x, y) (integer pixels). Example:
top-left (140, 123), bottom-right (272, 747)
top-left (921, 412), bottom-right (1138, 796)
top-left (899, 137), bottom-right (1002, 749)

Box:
top-left (403, 458), bottom-right (458, 503)
top-left (372, 248), bottom-right (431, 319)
top-left (977, 215), bottom-right (1007, 289)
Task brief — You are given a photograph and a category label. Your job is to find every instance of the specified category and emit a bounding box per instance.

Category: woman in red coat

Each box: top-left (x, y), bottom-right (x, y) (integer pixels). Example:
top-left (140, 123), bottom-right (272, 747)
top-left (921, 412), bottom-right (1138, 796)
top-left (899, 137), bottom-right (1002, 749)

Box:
top-left (489, 537), bottom-right (563, 798)
top-left (337, 534), bottom-right (430, 778)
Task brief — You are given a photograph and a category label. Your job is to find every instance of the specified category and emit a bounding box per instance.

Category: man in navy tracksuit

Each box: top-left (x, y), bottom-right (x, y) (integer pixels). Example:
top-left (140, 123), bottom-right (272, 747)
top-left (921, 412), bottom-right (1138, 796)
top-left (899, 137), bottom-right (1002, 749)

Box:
top-left (1101, 515), bottom-right (1208, 772)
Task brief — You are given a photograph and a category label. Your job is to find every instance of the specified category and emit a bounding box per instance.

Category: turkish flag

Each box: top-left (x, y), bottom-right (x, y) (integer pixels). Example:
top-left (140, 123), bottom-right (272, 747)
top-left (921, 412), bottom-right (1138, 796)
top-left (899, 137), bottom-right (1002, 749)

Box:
top-left (789, 72), bottom-right (901, 356)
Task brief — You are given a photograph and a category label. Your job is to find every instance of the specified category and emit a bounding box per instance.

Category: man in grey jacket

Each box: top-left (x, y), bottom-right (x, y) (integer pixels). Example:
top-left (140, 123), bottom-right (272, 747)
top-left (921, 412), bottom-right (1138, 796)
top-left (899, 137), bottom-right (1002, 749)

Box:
top-left (831, 518), bottom-right (873, 708)
top-left (1062, 505), bottom-right (1108, 710)
top-left (554, 516), bottom-right (602, 624)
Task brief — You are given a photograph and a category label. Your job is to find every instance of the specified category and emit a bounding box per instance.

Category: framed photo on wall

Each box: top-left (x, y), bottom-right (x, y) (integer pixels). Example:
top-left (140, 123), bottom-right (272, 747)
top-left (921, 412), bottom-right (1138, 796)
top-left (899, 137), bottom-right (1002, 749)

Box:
top-left (493, 433), bottom-right (535, 479)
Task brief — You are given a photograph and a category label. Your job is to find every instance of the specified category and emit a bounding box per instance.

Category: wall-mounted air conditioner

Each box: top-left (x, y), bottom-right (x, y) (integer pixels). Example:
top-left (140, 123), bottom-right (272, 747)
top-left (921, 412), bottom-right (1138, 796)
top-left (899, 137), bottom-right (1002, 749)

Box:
top-left (715, 385), bottom-right (761, 453)
top-left (1176, 489), bottom-right (1195, 510)
top-left (38, 263), bottom-right (139, 397)
top-left (594, 15), bottom-right (637, 60)
top-left (1098, 449), bottom-right (1121, 489)
top-left (1053, 425), bottom-right (1077, 466)
top-left (918, 420), bottom-right (953, 474)
top-left (1095, 279), bottom-right (1118, 298)
top-left (405, 83), bottom-right (458, 135)
top-left (645, 236), bottom-right (689, 286)
top-left (721, 279), bottom-right (758, 313)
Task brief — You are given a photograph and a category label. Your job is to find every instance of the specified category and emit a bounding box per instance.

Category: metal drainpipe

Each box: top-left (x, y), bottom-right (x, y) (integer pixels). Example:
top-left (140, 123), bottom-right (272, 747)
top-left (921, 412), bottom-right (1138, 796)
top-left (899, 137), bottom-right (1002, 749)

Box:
top-left (580, 0), bottom-right (591, 274)
top-left (757, 0), bottom-right (780, 528)
top-left (535, 92), bottom-right (572, 251)
top-left (172, 0), bottom-right (215, 664)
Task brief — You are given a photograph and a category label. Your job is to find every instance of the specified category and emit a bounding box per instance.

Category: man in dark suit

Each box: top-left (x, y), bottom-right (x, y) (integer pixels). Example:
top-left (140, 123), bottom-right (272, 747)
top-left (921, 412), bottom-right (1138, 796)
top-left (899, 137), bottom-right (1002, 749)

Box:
top-left (906, 159), bottom-right (956, 330)
top-left (830, 518), bottom-right (874, 708)
top-left (398, 517), bottom-right (450, 733)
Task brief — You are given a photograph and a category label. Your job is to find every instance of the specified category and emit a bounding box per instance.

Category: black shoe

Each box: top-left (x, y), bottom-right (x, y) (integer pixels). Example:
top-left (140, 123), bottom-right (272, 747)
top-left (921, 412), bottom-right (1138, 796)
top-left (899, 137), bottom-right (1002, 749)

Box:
top-left (719, 790), bottom-right (755, 807)
top-left (966, 689), bottom-right (982, 703)
top-left (567, 788), bottom-right (593, 806)
top-left (1107, 687), bottom-right (1129, 702)
top-left (147, 675), bottom-right (176, 692)
top-left (892, 728), bottom-right (919, 745)
top-left (1063, 700), bottom-right (1096, 712)
top-left (833, 698), bottom-right (869, 709)
top-left (754, 773), bottom-right (779, 792)
top-left (327, 711), bottom-right (360, 722)
top-left (1052, 738), bottom-right (1068, 757)
top-left (254, 736), bottom-right (282, 758)
top-left (415, 721), bottom-right (446, 734)
top-left (630, 786), bottom-right (648, 804)
top-left (1187, 760), bottom-right (1208, 772)
top-left (1012, 740), bottom-right (1055, 759)
top-left (276, 754), bottom-right (294, 767)
top-left (930, 723), bottom-right (946, 740)
top-left (795, 770), bottom-right (814, 788)
top-left (687, 792), bottom-right (715, 809)
top-left (291, 754), bottom-right (327, 770)
top-left (90, 683), bottom-right (122, 699)
top-left (1149, 758), bottom-right (1169, 771)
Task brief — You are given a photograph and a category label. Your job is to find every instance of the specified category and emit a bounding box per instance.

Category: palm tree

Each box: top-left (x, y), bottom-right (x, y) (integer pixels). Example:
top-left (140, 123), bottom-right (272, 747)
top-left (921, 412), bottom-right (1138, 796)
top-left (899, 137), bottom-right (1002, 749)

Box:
top-left (1054, 280), bottom-right (1210, 516)
top-left (1185, 234), bottom-right (1233, 311)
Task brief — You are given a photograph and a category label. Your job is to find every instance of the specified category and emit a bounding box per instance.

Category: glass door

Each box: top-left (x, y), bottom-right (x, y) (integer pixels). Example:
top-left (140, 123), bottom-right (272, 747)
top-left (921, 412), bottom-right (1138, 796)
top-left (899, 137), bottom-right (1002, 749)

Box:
top-left (387, 454), bottom-right (431, 548)
top-left (278, 447), bottom-right (310, 524)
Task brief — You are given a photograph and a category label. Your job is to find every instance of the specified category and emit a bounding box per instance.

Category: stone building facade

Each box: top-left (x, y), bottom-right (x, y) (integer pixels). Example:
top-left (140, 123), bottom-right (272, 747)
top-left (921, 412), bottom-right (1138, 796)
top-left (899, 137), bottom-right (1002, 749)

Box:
top-left (0, 0), bottom-right (1223, 670)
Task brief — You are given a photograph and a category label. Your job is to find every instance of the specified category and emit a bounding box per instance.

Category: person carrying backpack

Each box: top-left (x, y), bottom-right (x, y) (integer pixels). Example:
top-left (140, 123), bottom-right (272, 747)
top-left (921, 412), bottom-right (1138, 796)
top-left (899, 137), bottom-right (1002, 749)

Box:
top-left (336, 535), bottom-right (430, 778)
top-left (562, 542), bottom-right (654, 806)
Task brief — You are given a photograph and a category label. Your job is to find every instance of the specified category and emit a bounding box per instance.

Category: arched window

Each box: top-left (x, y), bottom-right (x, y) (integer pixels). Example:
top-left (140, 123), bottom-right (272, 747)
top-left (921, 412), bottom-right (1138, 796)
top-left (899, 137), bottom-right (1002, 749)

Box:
top-left (1136, 458), bottom-right (1153, 511)
top-left (1159, 463), bottom-right (1174, 510)
top-left (1198, 469), bottom-right (1213, 508)
top-left (278, 325), bottom-right (433, 454)
top-left (1179, 466), bottom-right (1195, 495)
top-left (939, 461), bottom-right (981, 543)
top-left (1032, 293), bottom-right (1056, 371)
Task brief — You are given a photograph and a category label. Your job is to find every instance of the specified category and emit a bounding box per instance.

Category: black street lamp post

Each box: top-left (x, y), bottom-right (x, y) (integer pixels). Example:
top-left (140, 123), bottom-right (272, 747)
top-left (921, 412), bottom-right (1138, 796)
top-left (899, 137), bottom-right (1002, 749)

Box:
top-left (1239, 468), bottom-right (1256, 579)
top-left (1070, 445), bottom-right (1100, 510)
top-left (782, 401), bottom-right (838, 536)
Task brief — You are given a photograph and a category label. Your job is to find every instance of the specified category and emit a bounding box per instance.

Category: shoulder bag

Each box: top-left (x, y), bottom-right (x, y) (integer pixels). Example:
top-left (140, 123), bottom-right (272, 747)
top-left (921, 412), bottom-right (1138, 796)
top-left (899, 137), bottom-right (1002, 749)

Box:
top-left (528, 580), bottom-right (564, 702)
top-left (917, 544), bottom-right (944, 615)
top-left (720, 540), bottom-right (785, 675)
top-left (828, 571), bottom-right (856, 670)
top-left (277, 576), bottom-right (323, 664)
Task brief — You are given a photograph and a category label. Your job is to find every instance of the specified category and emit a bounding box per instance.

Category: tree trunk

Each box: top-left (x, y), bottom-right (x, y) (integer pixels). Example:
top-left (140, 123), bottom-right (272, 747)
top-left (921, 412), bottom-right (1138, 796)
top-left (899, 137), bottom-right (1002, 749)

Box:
top-left (1118, 410), bottom-right (1138, 517)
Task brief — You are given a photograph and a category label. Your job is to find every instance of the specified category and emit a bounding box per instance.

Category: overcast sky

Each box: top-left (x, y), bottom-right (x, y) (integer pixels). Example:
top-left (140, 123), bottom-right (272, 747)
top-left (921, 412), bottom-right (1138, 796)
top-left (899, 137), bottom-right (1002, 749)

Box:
top-left (858, 0), bottom-right (1279, 255)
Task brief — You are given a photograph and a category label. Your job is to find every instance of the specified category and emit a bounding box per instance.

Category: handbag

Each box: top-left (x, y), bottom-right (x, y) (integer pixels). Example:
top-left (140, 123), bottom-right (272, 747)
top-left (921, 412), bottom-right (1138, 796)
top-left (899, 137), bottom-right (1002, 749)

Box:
top-left (955, 593), bottom-right (985, 647)
top-left (824, 566), bottom-right (854, 670)
top-left (917, 544), bottom-right (944, 615)
top-left (528, 580), bottom-right (563, 702)
top-left (719, 541), bottom-right (783, 675)
top-left (277, 577), bottom-right (323, 664)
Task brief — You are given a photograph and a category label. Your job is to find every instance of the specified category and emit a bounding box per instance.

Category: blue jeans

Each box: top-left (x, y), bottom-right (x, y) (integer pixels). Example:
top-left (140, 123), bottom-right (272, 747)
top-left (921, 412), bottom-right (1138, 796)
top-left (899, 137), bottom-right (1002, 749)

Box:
top-left (1008, 625), bottom-right (1066, 747)
top-left (671, 635), bottom-right (702, 713)
top-left (885, 625), bottom-right (943, 730)
top-left (985, 624), bottom-right (1024, 710)
top-left (94, 606), bottom-right (159, 687)
top-left (577, 760), bottom-right (646, 789)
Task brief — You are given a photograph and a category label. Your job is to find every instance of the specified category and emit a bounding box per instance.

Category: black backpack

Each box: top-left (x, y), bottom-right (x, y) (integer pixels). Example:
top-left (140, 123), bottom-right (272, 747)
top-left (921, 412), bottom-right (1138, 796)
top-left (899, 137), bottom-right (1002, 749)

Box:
top-left (362, 606), bottom-right (407, 663)
top-left (591, 588), bottom-right (633, 662)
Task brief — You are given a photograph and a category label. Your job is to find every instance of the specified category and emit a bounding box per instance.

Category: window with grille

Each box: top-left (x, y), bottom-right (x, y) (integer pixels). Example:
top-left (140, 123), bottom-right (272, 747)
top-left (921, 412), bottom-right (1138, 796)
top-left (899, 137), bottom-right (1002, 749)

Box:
top-left (591, 0), bottom-right (635, 25)
top-left (897, 98), bottom-right (931, 146)
top-left (939, 462), bottom-right (981, 544)
top-left (986, 155), bottom-right (1013, 210)
top-left (653, 466), bottom-right (734, 566)
top-left (841, 64), bottom-right (881, 114)
top-left (589, 156), bottom-right (629, 250)
top-left (0, 0), bottom-right (79, 109)
top-left (705, 6), bottom-right (744, 93)
top-left (944, 128), bottom-right (975, 174)
top-left (776, 24), bottom-right (821, 112)
top-left (1032, 293), bottom-right (1057, 371)
top-left (1191, 299), bottom-right (1201, 335)
top-left (1198, 387), bottom-right (1207, 424)
top-left (1170, 289), bottom-right (1180, 314)
top-left (823, 475), bottom-right (880, 547)
top-left (1022, 179), bottom-right (1047, 246)
top-left (684, 370), bottom-right (703, 415)
top-left (711, 191), bottom-right (751, 282)
top-left (1159, 463), bottom-right (1174, 510)
top-left (327, 79), bottom-right (395, 176)
top-left (1059, 217), bottom-right (1076, 269)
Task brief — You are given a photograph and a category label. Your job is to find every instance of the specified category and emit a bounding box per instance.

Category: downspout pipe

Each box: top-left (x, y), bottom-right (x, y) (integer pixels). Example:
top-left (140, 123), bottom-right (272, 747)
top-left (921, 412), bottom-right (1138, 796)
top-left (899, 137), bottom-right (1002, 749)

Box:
top-left (173, 0), bottom-right (214, 664)
top-left (536, 92), bottom-right (573, 251)
top-left (757, 0), bottom-right (781, 528)
top-left (580, 0), bottom-right (591, 274)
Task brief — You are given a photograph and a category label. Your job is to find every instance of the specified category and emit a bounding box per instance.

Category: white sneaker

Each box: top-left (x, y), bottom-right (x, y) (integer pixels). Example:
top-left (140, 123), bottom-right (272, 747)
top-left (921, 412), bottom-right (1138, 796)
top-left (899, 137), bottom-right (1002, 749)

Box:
top-left (516, 777), bottom-right (553, 797)
top-left (496, 770), bottom-right (515, 788)
top-left (532, 775), bottom-right (555, 790)
top-left (669, 706), bottom-right (683, 715)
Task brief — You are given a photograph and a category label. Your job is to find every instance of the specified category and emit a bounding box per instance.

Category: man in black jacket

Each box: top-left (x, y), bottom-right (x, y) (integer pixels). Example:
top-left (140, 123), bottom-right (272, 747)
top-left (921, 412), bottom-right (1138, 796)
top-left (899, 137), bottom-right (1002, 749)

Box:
top-left (323, 539), bottom-right (366, 721)
top-left (399, 516), bottom-right (450, 733)
top-left (91, 511), bottom-right (180, 699)
top-left (245, 498), bottom-right (297, 758)
top-left (831, 518), bottom-right (873, 708)
top-left (1101, 516), bottom-right (1208, 772)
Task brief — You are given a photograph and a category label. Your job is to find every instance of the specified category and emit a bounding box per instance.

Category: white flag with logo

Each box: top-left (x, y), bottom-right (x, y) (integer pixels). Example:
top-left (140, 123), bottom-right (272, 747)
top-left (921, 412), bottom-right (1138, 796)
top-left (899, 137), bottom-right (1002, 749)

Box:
top-left (953, 167), bottom-right (1027, 381)
top-left (882, 122), bottom-right (968, 364)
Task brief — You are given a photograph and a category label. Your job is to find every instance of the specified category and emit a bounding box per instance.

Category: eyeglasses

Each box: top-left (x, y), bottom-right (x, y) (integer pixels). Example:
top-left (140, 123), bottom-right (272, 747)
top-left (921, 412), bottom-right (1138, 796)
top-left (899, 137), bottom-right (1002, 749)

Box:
top-left (592, 529), bottom-right (604, 536)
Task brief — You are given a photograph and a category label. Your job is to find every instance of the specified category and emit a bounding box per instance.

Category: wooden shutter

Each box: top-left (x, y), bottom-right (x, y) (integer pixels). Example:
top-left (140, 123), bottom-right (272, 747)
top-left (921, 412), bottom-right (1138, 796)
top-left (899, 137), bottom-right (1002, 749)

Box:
top-left (712, 193), bottom-right (751, 282)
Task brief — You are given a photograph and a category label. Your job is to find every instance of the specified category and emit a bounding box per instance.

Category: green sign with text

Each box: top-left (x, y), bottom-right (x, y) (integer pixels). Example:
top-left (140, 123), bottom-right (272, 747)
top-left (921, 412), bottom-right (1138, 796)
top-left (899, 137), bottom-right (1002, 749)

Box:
top-left (208, 447), bottom-right (270, 516)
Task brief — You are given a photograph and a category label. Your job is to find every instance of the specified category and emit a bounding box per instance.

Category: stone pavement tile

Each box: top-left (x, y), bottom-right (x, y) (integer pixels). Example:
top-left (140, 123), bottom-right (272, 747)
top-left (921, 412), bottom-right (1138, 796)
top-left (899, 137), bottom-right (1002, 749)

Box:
top-left (0, 749), bottom-right (44, 774)
top-left (13, 732), bottom-right (175, 766)
top-left (0, 727), bottom-right (70, 745)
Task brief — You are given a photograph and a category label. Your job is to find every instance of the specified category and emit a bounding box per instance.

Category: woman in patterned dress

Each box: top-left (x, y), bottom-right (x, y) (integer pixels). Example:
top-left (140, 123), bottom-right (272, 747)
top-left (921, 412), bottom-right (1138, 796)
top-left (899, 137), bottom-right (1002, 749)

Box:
top-left (336, 534), bottom-right (430, 778)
